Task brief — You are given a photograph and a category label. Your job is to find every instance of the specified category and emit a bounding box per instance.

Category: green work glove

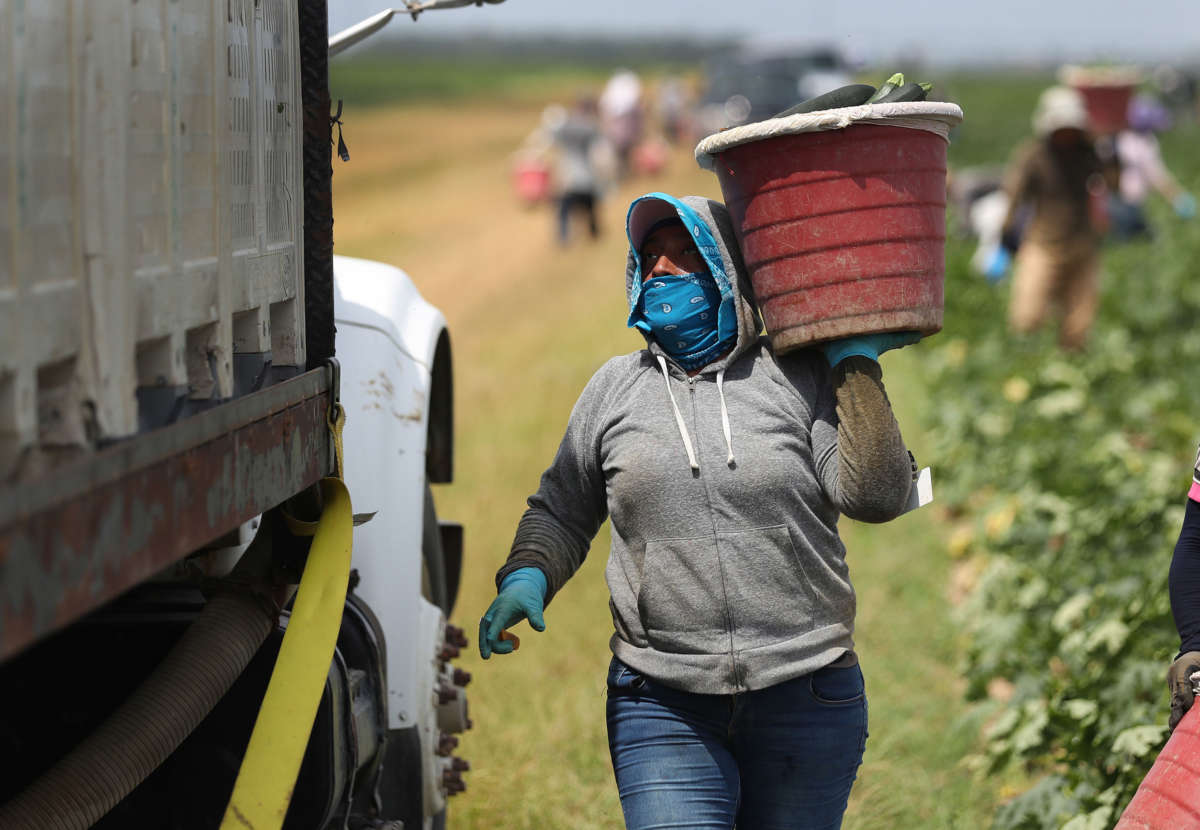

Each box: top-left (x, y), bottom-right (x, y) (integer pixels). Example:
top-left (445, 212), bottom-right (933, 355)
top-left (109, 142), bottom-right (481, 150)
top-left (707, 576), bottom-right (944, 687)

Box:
top-left (479, 567), bottom-right (547, 659)
top-left (819, 331), bottom-right (922, 367)
top-left (1168, 651), bottom-right (1200, 731)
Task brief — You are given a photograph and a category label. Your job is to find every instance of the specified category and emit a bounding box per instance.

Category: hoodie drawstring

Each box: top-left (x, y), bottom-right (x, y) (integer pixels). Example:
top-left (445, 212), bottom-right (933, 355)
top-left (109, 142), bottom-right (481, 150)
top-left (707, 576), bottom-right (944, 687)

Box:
top-left (716, 368), bottom-right (735, 466)
top-left (655, 356), bottom-right (735, 471)
top-left (656, 355), bottom-right (699, 471)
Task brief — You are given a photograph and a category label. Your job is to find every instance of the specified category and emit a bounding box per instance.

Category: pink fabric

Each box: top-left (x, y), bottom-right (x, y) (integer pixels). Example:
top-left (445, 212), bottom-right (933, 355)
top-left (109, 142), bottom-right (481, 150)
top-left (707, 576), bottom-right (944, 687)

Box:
top-left (1117, 130), bottom-right (1171, 204)
top-left (1189, 480), bottom-right (1200, 503)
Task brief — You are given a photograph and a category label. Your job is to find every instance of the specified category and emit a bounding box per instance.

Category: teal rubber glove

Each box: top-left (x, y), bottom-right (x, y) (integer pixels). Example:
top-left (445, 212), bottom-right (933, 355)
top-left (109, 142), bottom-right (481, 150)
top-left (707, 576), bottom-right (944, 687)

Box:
top-left (820, 331), bottom-right (922, 367)
top-left (1174, 192), bottom-right (1196, 220)
top-left (479, 567), bottom-right (547, 659)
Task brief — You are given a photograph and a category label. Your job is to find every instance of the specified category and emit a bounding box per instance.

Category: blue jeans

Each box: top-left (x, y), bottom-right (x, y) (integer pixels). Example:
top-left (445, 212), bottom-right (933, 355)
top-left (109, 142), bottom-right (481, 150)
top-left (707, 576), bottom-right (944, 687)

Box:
top-left (605, 656), bottom-right (868, 830)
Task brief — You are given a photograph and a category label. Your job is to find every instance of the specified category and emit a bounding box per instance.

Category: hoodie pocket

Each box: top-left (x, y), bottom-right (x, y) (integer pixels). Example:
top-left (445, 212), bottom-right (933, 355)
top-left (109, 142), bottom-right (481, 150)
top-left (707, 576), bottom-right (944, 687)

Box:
top-left (718, 524), bottom-right (815, 648)
top-left (637, 536), bottom-right (731, 654)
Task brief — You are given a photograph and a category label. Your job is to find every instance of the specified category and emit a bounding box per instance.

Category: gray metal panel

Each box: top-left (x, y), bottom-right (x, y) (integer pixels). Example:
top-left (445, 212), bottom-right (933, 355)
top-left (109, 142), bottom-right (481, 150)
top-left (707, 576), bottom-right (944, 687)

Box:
top-left (0, 0), bottom-right (305, 478)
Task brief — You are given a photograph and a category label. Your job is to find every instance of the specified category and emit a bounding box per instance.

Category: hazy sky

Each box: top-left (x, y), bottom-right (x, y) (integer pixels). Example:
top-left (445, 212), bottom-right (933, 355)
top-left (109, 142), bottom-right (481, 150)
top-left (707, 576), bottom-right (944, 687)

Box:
top-left (329, 1), bottom-right (1199, 66)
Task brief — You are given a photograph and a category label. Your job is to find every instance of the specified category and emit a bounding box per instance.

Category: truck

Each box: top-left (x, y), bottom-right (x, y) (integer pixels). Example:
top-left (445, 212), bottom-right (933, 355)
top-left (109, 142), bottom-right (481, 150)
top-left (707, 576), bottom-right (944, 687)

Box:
top-left (0, 2), bottom-right (492, 827)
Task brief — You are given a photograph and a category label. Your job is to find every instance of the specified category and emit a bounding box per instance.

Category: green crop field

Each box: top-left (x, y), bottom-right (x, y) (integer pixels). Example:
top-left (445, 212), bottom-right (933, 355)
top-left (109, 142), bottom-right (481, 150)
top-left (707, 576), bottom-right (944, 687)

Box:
top-left (330, 53), bottom-right (1199, 829)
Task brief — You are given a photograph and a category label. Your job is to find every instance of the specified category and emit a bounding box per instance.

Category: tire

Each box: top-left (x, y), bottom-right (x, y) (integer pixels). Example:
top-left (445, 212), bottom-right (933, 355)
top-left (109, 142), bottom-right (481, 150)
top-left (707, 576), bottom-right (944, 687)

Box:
top-left (299, 0), bottom-right (334, 369)
top-left (378, 726), bottom-right (423, 829)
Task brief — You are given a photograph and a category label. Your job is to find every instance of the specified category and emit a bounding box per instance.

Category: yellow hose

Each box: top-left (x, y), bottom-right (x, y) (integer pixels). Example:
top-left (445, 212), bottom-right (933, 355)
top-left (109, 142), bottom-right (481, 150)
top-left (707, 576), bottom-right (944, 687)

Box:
top-left (219, 477), bottom-right (353, 830)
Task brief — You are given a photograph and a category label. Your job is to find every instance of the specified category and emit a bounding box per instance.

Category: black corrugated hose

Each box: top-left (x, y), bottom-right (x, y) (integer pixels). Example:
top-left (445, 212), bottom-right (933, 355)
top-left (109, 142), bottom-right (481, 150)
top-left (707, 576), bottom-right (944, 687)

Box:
top-left (0, 590), bottom-right (276, 830)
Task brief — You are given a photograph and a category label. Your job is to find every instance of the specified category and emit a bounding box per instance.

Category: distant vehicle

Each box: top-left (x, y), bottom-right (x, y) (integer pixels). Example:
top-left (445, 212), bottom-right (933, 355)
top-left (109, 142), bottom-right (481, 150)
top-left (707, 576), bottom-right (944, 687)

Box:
top-left (697, 42), bottom-right (855, 134)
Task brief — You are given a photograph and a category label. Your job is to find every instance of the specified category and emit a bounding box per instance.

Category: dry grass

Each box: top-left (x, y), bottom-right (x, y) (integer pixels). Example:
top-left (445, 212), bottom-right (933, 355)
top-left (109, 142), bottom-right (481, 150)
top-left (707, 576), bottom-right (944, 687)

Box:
top-left (332, 82), bottom-right (1018, 829)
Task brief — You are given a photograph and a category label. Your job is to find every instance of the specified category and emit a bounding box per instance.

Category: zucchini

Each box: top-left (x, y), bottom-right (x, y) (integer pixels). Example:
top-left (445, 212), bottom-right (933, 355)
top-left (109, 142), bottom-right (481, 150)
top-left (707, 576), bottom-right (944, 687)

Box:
top-left (771, 84), bottom-right (876, 119)
top-left (867, 73), bottom-right (905, 103)
top-left (876, 82), bottom-right (928, 103)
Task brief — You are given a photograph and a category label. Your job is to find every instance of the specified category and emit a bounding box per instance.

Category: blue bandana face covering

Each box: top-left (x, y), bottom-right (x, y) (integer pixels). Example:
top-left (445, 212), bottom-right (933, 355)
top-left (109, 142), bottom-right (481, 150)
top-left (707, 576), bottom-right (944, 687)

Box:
top-left (625, 194), bottom-right (739, 371)
top-left (634, 273), bottom-right (736, 370)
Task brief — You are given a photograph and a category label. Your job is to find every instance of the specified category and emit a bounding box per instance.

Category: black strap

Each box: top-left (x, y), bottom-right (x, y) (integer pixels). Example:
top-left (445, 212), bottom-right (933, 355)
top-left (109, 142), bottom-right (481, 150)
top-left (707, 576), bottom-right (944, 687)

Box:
top-left (331, 99), bottom-right (350, 163)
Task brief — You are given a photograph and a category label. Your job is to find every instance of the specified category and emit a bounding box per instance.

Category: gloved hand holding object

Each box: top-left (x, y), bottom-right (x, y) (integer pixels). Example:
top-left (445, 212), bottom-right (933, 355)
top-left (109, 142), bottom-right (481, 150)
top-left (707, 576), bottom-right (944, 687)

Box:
top-left (1168, 650), bottom-right (1200, 731)
top-left (819, 331), bottom-right (922, 367)
top-left (479, 567), bottom-right (547, 659)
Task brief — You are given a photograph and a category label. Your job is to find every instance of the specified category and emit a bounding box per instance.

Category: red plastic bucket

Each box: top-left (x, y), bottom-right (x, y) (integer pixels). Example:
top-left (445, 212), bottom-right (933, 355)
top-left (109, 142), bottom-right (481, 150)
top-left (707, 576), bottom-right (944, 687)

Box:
top-left (512, 158), bottom-right (550, 206)
top-left (1114, 705), bottom-right (1200, 829)
top-left (1074, 83), bottom-right (1136, 134)
top-left (1061, 65), bottom-right (1141, 135)
top-left (696, 103), bottom-right (961, 353)
top-left (632, 138), bottom-right (669, 176)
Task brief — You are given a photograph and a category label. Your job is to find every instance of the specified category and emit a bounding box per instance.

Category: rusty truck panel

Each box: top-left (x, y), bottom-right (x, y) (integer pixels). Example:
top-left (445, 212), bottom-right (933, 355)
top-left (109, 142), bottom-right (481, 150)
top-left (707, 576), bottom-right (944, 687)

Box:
top-left (0, 368), bottom-right (334, 661)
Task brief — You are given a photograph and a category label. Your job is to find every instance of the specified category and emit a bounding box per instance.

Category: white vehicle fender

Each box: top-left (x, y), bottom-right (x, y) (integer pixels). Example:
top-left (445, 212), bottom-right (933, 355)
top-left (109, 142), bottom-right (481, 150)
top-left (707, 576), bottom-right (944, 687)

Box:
top-left (333, 255), bottom-right (453, 731)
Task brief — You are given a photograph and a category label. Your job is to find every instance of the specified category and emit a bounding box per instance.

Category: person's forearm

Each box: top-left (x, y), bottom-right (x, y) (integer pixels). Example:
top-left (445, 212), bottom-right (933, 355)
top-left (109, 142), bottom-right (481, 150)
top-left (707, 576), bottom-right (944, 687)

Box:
top-left (1155, 176), bottom-right (1183, 203)
top-left (495, 506), bottom-right (591, 604)
top-left (831, 356), bottom-right (913, 522)
top-left (1170, 498), bottom-right (1200, 655)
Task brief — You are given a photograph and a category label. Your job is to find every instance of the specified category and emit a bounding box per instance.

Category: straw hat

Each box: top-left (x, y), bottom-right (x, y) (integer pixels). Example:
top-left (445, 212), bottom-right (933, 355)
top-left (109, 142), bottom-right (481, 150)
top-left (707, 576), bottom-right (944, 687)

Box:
top-left (1032, 86), bottom-right (1090, 136)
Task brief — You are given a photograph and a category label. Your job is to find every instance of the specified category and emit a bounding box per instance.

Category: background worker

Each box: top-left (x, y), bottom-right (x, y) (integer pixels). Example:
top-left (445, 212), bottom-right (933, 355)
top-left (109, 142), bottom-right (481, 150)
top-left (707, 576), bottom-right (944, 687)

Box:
top-left (1168, 444), bottom-right (1200, 731)
top-left (993, 85), bottom-right (1110, 351)
top-left (656, 75), bottom-right (690, 145)
top-left (478, 191), bottom-right (920, 829)
top-left (549, 95), bottom-right (614, 246)
top-left (1108, 93), bottom-right (1196, 240)
top-left (598, 69), bottom-right (645, 179)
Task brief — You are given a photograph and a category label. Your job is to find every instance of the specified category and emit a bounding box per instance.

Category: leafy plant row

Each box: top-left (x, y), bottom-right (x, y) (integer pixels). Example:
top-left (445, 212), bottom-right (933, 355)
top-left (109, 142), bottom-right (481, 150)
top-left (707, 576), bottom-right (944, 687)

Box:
top-left (922, 204), bottom-right (1200, 828)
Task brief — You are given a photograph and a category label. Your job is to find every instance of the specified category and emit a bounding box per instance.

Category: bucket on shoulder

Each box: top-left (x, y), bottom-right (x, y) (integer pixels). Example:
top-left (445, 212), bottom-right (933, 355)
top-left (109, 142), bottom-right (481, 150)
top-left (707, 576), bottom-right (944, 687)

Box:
top-left (695, 101), bottom-right (964, 354)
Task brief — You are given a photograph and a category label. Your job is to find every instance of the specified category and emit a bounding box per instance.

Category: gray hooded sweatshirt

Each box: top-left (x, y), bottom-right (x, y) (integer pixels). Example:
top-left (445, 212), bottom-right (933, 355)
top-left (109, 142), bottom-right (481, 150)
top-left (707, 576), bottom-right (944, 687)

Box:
top-left (496, 194), bottom-right (914, 694)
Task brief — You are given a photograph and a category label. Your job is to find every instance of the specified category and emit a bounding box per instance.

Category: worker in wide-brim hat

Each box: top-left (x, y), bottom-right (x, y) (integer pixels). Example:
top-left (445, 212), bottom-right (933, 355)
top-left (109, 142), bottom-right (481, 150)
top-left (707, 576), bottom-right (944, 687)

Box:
top-left (994, 85), bottom-right (1111, 351)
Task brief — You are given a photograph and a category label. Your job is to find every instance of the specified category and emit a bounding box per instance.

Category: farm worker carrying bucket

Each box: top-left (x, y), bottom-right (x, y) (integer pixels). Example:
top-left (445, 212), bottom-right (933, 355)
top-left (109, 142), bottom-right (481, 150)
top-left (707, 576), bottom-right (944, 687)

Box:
top-left (479, 187), bottom-right (931, 829)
